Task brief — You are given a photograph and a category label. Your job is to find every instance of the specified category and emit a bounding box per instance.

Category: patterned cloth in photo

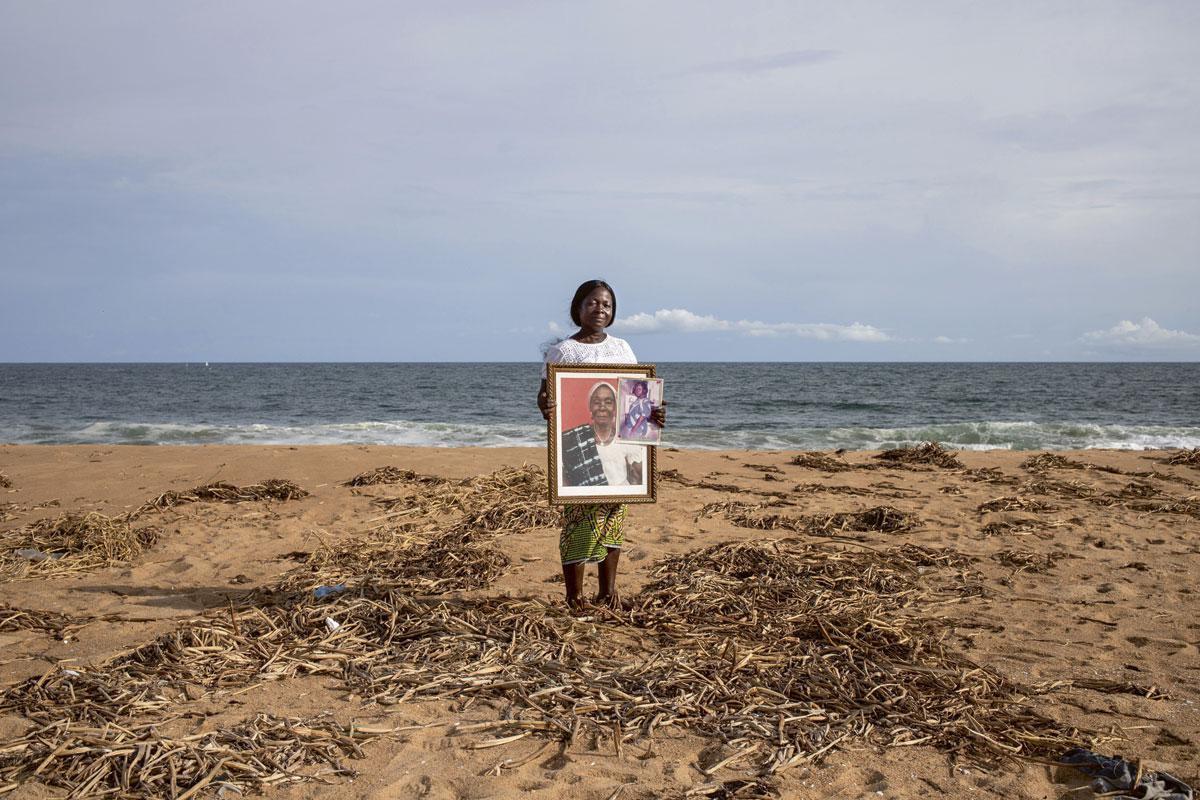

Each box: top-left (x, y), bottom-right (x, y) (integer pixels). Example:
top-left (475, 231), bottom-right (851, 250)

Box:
top-left (560, 503), bottom-right (627, 565)
top-left (560, 424), bottom-right (608, 487)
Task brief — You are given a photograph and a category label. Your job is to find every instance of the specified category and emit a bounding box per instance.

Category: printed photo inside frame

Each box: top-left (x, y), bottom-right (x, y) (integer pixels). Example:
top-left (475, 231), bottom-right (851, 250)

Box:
top-left (616, 377), bottom-right (664, 445)
top-left (547, 364), bottom-right (657, 505)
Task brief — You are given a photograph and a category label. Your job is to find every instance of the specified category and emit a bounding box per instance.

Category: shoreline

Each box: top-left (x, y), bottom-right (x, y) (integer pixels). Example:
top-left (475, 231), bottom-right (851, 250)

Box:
top-left (1, 444), bottom-right (1197, 797)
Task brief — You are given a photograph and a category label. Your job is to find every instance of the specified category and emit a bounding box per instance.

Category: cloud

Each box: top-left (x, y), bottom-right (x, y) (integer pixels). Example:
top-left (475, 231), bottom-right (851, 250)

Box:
top-left (1080, 317), bottom-right (1200, 347)
top-left (609, 308), bottom-right (890, 342)
top-left (689, 49), bottom-right (839, 75)
top-left (932, 335), bottom-right (970, 344)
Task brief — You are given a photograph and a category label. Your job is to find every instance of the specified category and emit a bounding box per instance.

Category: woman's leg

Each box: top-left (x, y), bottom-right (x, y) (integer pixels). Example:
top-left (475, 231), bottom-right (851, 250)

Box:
top-left (563, 562), bottom-right (586, 609)
top-left (595, 547), bottom-right (620, 608)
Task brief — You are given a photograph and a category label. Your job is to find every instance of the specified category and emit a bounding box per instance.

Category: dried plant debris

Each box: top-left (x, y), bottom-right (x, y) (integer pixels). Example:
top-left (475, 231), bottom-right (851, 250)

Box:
top-left (0, 502), bottom-right (21, 523)
top-left (1020, 453), bottom-right (1117, 474)
top-left (1034, 679), bottom-right (1169, 700)
top-left (272, 527), bottom-right (510, 595)
top-left (788, 452), bottom-right (860, 472)
top-left (1161, 447), bottom-right (1200, 467)
top-left (343, 465), bottom-right (444, 487)
top-left (792, 483), bottom-right (873, 496)
top-left (700, 502), bottom-right (920, 536)
top-left (808, 506), bottom-right (921, 535)
top-left (0, 512), bottom-right (158, 580)
top-left (0, 471), bottom-right (12, 488)
top-left (0, 604), bottom-right (90, 640)
top-left (0, 713), bottom-right (394, 799)
top-left (963, 467), bottom-right (1020, 486)
top-left (0, 540), bottom-right (1081, 798)
top-left (1088, 482), bottom-right (1200, 518)
top-left (743, 464), bottom-right (784, 474)
top-left (993, 549), bottom-right (1059, 573)
top-left (1018, 478), bottom-right (1096, 500)
top-left (977, 496), bottom-right (1057, 514)
top-left (661, 469), bottom-right (787, 499)
top-left (372, 465), bottom-right (559, 534)
top-left (873, 442), bottom-right (963, 469)
top-left (979, 516), bottom-right (1063, 539)
top-left (138, 479), bottom-right (309, 514)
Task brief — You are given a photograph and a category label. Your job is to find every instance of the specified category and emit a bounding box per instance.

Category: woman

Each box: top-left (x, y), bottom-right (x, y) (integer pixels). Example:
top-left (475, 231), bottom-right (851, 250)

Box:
top-left (538, 279), bottom-right (666, 610)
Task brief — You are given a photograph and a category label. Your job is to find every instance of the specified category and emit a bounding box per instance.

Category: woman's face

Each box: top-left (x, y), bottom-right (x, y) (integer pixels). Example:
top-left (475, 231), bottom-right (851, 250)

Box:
top-left (589, 385), bottom-right (616, 426)
top-left (579, 287), bottom-right (613, 330)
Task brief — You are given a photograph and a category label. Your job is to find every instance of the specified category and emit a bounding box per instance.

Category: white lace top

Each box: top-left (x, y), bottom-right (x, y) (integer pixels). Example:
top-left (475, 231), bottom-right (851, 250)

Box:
top-left (541, 335), bottom-right (637, 377)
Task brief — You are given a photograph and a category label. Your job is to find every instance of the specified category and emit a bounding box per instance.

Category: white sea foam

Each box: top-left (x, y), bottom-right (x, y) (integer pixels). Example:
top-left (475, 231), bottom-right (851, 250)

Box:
top-left (5, 419), bottom-right (1200, 451)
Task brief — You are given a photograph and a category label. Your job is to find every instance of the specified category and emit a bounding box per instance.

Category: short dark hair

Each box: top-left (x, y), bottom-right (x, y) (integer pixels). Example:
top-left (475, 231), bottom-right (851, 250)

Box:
top-left (569, 280), bottom-right (617, 327)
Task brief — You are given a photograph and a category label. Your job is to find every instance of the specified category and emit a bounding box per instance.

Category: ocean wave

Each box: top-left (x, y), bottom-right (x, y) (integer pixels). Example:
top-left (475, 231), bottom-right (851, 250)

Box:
top-left (3, 418), bottom-right (1200, 451)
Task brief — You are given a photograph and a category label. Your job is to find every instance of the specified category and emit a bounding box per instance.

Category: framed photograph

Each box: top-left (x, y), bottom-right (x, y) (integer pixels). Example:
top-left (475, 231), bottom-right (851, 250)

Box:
top-left (616, 377), bottom-right (664, 445)
top-left (547, 364), bottom-right (658, 505)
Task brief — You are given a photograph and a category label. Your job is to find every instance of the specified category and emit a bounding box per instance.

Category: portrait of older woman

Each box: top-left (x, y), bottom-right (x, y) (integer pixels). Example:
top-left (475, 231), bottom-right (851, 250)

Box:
top-left (560, 381), bottom-right (645, 487)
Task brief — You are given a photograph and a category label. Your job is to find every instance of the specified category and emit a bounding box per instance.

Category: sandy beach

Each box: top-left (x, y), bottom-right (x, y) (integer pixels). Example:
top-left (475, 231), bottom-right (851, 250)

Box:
top-left (0, 443), bottom-right (1197, 799)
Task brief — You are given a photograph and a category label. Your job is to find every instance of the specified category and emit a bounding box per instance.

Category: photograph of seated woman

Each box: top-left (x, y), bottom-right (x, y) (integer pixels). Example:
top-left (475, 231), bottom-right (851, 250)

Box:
top-left (561, 382), bottom-right (645, 487)
top-left (619, 379), bottom-right (656, 442)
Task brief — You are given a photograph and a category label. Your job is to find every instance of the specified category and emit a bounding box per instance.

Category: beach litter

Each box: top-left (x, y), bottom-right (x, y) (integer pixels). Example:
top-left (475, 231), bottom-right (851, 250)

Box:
top-left (0, 471), bottom-right (12, 489)
top-left (1058, 747), bottom-right (1192, 800)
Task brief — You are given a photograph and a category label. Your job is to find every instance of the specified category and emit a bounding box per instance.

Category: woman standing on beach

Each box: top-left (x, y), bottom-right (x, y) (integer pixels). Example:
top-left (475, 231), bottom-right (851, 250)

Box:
top-left (537, 279), bottom-right (666, 610)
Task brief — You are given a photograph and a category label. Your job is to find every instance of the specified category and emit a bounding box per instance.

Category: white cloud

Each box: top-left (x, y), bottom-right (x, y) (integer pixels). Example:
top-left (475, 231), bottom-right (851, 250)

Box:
top-left (933, 335), bottom-right (970, 344)
top-left (609, 308), bottom-right (890, 342)
top-left (1081, 317), bottom-right (1200, 347)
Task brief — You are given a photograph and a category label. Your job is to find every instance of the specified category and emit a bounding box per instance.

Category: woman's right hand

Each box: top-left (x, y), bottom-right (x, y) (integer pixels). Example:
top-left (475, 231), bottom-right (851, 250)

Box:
top-left (537, 380), bottom-right (551, 420)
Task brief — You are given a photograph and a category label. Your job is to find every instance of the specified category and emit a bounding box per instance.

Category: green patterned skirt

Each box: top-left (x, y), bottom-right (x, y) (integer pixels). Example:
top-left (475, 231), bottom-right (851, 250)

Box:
top-left (560, 504), bottom-right (627, 566)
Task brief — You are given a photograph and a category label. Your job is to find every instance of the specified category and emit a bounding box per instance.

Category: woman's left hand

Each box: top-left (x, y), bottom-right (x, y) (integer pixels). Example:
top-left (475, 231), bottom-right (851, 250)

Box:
top-left (651, 402), bottom-right (667, 428)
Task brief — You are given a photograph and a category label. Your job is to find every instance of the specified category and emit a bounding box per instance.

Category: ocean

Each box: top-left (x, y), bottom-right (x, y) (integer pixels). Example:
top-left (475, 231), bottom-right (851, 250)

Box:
top-left (1, 362), bottom-right (1197, 451)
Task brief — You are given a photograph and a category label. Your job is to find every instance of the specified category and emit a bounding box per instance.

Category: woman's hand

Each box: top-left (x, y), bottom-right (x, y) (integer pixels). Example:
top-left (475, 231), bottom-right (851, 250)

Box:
top-left (537, 380), bottom-right (551, 421)
top-left (651, 401), bottom-right (667, 428)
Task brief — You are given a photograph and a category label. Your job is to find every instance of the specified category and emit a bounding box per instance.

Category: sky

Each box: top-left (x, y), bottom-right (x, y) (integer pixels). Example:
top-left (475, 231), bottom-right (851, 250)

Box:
top-left (1, 1), bottom-right (1198, 362)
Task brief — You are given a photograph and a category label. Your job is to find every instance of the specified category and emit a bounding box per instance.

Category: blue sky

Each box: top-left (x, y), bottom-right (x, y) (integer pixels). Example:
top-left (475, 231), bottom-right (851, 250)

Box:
top-left (2, 1), bottom-right (1198, 362)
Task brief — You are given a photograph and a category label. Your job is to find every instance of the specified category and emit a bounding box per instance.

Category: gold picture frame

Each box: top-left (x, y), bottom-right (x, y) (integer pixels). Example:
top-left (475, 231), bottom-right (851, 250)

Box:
top-left (546, 363), bottom-right (658, 505)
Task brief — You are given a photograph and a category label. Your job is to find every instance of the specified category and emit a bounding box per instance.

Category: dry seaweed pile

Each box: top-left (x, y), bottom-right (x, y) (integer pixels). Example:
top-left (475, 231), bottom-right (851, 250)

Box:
top-left (873, 442), bottom-right (962, 469)
top-left (0, 502), bottom-right (20, 523)
top-left (1087, 482), bottom-right (1200, 519)
top-left (371, 464), bottom-right (559, 535)
top-left (0, 713), bottom-right (394, 798)
top-left (788, 452), bottom-right (860, 472)
top-left (279, 466), bottom-right (559, 595)
top-left (963, 467), bottom-right (1019, 486)
top-left (977, 496), bottom-right (1057, 514)
top-left (0, 536), bottom-right (1084, 796)
top-left (659, 469), bottom-right (787, 499)
top-left (273, 527), bottom-right (510, 595)
top-left (0, 604), bottom-right (90, 640)
top-left (0, 471), bottom-right (12, 489)
top-left (1020, 453), bottom-right (1120, 474)
top-left (993, 549), bottom-right (1059, 574)
top-left (0, 512), bottom-right (158, 580)
top-left (1161, 448), bottom-right (1200, 467)
top-left (792, 483), bottom-right (872, 496)
top-left (137, 479), bottom-right (309, 514)
top-left (700, 501), bottom-right (920, 536)
top-left (343, 465), bottom-right (442, 487)
top-left (1018, 478), bottom-right (1095, 500)
top-left (980, 517), bottom-right (1058, 539)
